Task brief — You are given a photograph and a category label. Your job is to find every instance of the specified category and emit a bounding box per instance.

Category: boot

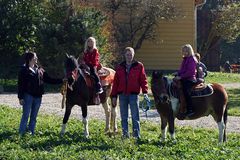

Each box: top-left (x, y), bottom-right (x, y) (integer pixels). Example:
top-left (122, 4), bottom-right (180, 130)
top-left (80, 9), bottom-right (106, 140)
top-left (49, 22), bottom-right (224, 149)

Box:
top-left (185, 106), bottom-right (195, 117)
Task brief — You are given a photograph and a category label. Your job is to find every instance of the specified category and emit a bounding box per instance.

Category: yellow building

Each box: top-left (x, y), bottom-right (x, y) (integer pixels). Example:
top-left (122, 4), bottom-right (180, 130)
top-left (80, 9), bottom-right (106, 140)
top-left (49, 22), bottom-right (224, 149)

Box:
top-left (136, 0), bottom-right (206, 70)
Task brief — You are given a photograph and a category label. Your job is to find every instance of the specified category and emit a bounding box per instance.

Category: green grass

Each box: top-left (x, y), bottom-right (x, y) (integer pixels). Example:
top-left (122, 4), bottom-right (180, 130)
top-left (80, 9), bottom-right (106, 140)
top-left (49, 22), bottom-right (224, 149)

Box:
top-left (1, 106), bottom-right (240, 160)
top-left (205, 72), bottom-right (240, 84)
top-left (227, 89), bottom-right (240, 116)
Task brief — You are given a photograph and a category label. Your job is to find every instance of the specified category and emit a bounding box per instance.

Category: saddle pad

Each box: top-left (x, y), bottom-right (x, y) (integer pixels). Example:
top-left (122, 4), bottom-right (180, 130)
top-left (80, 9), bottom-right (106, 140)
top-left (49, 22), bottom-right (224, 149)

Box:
top-left (99, 67), bottom-right (115, 86)
top-left (98, 67), bottom-right (110, 77)
top-left (191, 84), bottom-right (213, 98)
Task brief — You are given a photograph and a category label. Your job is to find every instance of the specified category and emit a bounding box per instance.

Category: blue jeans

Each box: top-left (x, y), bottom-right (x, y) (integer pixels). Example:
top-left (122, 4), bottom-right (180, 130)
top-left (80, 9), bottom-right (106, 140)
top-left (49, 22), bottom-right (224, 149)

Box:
top-left (19, 93), bottom-right (42, 135)
top-left (119, 94), bottom-right (140, 138)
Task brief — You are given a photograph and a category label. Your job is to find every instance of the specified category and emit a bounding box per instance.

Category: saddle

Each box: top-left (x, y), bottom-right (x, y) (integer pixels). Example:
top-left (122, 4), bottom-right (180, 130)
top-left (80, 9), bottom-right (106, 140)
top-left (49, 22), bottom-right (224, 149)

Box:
top-left (191, 83), bottom-right (214, 98)
top-left (173, 78), bottom-right (214, 117)
top-left (81, 66), bottom-right (113, 88)
top-left (80, 65), bottom-right (115, 105)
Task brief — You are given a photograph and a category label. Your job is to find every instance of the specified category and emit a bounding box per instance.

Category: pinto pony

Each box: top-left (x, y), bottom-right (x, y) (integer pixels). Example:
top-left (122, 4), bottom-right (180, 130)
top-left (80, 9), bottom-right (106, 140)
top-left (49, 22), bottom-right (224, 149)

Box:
top-left (151, 71), bottom-right (228, 143)
top-left (60, 54), bottom-right (117, 138)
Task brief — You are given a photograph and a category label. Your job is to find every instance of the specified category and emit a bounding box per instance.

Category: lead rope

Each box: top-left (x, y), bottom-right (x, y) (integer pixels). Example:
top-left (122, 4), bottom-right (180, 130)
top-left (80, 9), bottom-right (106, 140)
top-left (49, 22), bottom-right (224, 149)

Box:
top-left (140, 95), bottom-right (151, 118)
top-left (60, 80), bottom-right (68, 109)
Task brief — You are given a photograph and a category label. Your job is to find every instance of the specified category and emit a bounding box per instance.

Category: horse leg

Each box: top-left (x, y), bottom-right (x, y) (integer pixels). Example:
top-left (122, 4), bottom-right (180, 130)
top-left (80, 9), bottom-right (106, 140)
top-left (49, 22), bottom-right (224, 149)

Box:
top-left (60, 104), bottom-right (72, 136)
top-left (213, 103), bottom-right (228, 143)
top-left (217, 119), bottom-right (225, 143)
top-left (82, 105), bottom-right (89, 138)
top-left (160, 116), bottom-right (168, 142)
top-left (111, 105), bottom-right (118, 134)
top-left (223, 108), bottom-right (228, 142)
top-left (216, 107), bottom-right (228, 143)
top-left (168, 114), bottom-right (176, 142)
top-left (102, 101), bottom-right (111, 133)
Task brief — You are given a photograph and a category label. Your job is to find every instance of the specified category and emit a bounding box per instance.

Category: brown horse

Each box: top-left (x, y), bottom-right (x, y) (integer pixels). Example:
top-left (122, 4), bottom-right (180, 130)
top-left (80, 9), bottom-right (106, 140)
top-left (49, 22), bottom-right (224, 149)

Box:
top-left (151, 71), bottom-right (228, 143)
top-left (60, 55), bottom-right (117, 138)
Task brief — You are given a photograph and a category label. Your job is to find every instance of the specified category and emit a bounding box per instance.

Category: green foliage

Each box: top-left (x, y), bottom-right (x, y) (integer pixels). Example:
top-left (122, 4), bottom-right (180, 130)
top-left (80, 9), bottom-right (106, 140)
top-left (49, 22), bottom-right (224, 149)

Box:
top-left (0, 0), bottom-right (42, 78)
top-left (215, 3), bottom-right (240, 43)
top-left (0, 106), bottom-right (240, 159)
top-left (0, 0), bottom-right (116, 78)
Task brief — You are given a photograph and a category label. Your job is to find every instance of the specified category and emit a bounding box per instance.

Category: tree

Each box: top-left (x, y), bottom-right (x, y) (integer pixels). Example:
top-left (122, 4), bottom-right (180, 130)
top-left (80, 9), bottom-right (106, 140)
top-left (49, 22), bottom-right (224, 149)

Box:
top-left (104, 0), bottom-right (179, 52)
top-left (0, 0), bottom-right (116, 78)
top-left (197, 0), bottom-right (240, 71)
top-left (0, 0), bottom-right (42, 78)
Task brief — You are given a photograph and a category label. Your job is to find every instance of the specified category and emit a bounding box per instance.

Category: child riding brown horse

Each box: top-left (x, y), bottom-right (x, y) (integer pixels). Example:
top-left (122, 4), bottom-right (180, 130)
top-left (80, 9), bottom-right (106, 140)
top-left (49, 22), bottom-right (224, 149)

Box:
top-left (60, 54), bottom-right (117, 138)
top-left (151, 71), bottom-right (228, 143)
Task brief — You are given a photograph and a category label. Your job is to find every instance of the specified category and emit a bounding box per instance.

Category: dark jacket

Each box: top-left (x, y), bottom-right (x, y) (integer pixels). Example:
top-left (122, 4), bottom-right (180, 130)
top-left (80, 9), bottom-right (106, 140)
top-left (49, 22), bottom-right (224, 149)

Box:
top-left (111, 61), bottom-right (148, 98)
top-left (18, 65), bottom-right (63, 99)
top-left (196, 61), bottom-right (207, 79)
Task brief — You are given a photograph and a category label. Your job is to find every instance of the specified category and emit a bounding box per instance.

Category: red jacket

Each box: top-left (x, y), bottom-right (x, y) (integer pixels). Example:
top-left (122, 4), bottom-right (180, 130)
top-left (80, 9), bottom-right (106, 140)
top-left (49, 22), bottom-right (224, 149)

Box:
top-left (83, 48), bottom-right (100, 67)
top-left (111, 61), bottom-right (148, 98)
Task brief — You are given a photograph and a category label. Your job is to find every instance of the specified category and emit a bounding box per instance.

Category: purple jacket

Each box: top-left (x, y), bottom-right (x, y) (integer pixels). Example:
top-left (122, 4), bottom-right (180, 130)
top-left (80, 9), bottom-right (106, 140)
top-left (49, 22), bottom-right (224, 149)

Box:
top-left (178, 56), bottom-right (197, 81)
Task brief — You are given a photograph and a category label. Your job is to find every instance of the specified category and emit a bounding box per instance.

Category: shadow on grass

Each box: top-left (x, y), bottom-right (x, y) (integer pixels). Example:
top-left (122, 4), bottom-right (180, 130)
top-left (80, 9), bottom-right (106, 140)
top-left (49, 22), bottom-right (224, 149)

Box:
top-left (19, 130), bottom-right (113, 152)
top-left (0, 130), bottom-right (17, 143)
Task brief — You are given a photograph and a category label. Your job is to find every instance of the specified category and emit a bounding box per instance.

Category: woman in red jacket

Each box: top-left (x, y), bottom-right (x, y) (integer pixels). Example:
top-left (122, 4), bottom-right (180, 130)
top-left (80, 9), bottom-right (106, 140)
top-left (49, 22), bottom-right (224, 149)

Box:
top-left (111, 47), bottom-right (148, 139)
top-left (83, 37), bottom-right (103, 94)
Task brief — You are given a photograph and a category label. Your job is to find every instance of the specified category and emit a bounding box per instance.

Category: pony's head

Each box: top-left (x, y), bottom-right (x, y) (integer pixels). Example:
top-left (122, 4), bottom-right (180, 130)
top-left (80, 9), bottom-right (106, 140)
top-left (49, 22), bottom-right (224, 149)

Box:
top-left (151, 71), bottom-right (170, 104)
top-left (64, 54), bottom-right (79, 84)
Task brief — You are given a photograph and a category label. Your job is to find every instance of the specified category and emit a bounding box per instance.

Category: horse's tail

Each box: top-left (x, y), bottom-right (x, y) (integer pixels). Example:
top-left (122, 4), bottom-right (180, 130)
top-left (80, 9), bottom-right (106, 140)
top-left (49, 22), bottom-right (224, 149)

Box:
top-left (223, 104), bottom-right (228, 142)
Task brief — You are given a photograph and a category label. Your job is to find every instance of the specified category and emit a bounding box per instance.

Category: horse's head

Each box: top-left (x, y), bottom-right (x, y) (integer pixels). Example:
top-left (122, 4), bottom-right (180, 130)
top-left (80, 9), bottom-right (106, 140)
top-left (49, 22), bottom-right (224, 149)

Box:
top-left (64, 54), bottom-right (79, 85)
top-left (151, 71), bottom-right (170, 104)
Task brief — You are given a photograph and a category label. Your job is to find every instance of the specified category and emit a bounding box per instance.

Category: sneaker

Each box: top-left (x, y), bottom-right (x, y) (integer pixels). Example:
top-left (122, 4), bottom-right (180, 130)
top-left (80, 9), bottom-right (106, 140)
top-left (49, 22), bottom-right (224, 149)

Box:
top-left (96, 87), bottom-right (103, 94)
top-left (121, 133), bottom-right (130, 139)
top-left (186, 110), bottom-right (195, 117)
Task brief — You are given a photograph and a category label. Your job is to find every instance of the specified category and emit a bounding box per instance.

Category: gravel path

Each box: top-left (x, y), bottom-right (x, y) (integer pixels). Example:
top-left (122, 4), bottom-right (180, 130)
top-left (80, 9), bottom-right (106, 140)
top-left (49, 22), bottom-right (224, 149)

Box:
top-left (1, 83), bottom-right (240, 133)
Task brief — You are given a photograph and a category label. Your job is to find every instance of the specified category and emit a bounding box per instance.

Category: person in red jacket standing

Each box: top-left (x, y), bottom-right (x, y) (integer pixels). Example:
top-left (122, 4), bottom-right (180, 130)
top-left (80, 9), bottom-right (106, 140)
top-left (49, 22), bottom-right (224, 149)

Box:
top-left (111, 47), bottom-right (149, 139)
top-left (83, 37), bottom-right (103, 94)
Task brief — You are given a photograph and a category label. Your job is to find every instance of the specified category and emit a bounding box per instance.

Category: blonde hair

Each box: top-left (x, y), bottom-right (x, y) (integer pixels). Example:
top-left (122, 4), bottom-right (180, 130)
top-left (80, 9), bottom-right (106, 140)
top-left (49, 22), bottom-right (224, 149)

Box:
top-left (195, 53), bottom-right (201, 62)
top-left (182, 44), bottom-right (194, 57)
top-left (84, 37), bottom-right (97, 52)
top-left (124, 47), bottom-right (135, 55)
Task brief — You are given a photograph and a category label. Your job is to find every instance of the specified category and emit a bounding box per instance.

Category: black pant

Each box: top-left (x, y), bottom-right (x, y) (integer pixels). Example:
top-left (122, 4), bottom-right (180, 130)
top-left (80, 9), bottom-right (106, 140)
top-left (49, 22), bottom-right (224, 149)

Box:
top-left (89, 66), bottom-right (101, 88)
top-left (181, 80), bottom-right (195, 111)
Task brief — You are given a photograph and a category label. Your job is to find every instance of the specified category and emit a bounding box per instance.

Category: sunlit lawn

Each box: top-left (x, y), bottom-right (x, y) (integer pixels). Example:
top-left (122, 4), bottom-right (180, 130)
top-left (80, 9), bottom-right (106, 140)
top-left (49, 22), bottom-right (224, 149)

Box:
top-left (0, 106), bottom-right (240, 160)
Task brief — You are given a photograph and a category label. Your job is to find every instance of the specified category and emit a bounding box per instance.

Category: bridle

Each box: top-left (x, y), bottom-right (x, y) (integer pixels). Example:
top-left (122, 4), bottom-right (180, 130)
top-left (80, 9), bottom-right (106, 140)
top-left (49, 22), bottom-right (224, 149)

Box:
top-left (65, 68), bottom-right (79, 90)
top-left (152, 76), bottom-right (171, 104)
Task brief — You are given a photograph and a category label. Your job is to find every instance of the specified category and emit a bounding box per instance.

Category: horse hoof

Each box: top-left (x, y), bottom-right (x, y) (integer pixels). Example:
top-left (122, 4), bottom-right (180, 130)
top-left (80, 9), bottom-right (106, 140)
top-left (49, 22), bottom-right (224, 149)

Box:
top-left (114, 129), bottom-right (118, 134)
top-left (172, 139), bottom-right (177, 144)
top-left (84, 132), bottom-right (89, 139)
top-left (104, 128), bottom-right (110, 133)
top-left (60, 132), bottom-right (64, 137)
top-left (160, 138), bottom-right (166, 143)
